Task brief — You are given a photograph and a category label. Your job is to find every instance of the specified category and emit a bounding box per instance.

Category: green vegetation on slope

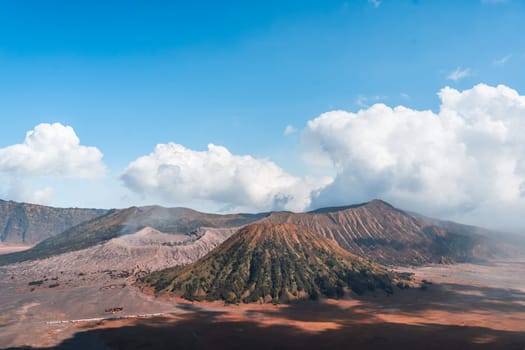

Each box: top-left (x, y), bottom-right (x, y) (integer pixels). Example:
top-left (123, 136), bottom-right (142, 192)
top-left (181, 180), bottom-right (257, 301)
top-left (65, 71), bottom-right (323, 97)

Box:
top-left (142, 223), bottom-right (409, 304)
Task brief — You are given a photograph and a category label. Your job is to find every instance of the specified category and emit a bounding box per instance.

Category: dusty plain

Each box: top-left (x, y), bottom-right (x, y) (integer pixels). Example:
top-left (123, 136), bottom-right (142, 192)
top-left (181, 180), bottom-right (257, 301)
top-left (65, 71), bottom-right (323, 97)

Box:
top-left (1, 258), bottom-right (524, 349)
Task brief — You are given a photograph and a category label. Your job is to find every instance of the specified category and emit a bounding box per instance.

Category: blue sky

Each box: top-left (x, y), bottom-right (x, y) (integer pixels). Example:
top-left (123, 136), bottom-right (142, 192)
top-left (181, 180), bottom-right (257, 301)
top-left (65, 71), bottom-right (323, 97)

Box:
top-left (1, 0), bottom-right (525, 231)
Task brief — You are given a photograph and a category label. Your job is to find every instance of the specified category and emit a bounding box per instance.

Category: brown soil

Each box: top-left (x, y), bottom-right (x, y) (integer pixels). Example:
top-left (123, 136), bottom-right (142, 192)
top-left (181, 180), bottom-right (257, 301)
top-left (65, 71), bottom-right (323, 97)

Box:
top-left (2, 259), bottom-right (524, 350)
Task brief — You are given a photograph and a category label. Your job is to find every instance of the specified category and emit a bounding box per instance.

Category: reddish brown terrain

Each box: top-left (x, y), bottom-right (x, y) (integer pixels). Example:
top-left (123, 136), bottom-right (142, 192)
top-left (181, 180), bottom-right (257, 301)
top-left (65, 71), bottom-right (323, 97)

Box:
top-left (262, 200), bottom-right (489, 265)
top-left (1, 259), bottom-right (524, 349)
top-left (0, 200), bottom-right (523, 349)
top-left (0, 200), bottom-right (496, 268)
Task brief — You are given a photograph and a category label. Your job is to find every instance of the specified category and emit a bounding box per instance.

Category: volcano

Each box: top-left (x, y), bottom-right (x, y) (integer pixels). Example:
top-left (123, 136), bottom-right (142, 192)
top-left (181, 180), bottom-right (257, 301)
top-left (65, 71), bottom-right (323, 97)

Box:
top-left (143, 223), bottom-right (410, 304)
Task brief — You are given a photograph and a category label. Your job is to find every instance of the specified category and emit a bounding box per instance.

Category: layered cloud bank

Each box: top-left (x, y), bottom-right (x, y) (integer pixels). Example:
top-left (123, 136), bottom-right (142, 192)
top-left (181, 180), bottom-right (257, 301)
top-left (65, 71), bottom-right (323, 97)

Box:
top-left (120, 83), bottom-right (525, 221)
top-left (0, 123), bottom-right (105, 204)
top-left (121, 142), bottom-right (331, 212)
top-left (303, 84), bottom-right (525, 216)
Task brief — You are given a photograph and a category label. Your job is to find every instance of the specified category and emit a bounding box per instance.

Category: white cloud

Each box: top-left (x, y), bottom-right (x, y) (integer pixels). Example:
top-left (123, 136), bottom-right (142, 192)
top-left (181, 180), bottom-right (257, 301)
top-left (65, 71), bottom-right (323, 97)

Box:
top-left (121, 142), bottom-right (331, 212)
top-left (302, 84), bottom-right (525, 219)
top-left (494, 54), bottom-right (511, 65)
top-left (284, 125), bottom-right (297, 136)
top-left (0, 123), bottom-right (105, 205)
top-left (447, 67), bottom-right (471, 82)
top-left (368, 0), bottom-right (381, 8)
top-left (0, 123), bottom-right (105, 178)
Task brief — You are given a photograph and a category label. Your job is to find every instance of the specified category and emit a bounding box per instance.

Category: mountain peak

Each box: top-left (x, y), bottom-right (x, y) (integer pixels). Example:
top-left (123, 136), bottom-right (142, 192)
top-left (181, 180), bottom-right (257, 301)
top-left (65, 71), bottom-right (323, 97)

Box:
top-left (142, 222), bottom-right (408, 304)
top-left (307, 198), bottom-right (395, 214)
top-left (367, 198), bottom-right (395, 208)
top-left (262, 199), bottom-right (475, 265)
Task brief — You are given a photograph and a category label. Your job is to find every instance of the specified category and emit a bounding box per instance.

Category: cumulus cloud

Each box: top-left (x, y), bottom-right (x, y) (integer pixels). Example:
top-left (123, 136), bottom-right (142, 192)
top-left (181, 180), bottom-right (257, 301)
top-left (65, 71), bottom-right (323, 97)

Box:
top-left (302, 84), bottom-right (525, 218)
top-left (121, 142), bottom-right (331, 212)
top-left (447, 67), bottom-right (471, 81)
top-left (0, 123), bottom-right (105, 178)
top-left (0, 123), bottom-right (105, 205)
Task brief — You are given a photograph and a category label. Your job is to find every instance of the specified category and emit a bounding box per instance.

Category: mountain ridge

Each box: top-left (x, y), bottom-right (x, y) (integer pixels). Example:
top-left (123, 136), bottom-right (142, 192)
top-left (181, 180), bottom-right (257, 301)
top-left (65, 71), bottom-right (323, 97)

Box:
top-left (0, 198), bottom-right (506, 267)
top-left (261, 199), bottom-right (481, 265)
top-left (0, 205), bottom-right (265, 265)
top-left (0, 199), bottom-right (107, 244)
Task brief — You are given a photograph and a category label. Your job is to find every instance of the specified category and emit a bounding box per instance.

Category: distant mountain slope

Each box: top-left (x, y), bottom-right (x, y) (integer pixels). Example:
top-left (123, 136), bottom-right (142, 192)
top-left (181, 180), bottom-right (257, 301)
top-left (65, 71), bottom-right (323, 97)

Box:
top-left (0, 205), bottom-right (265, 265)
top-left (1, 226), bottom-right (239, 277)
top-left (0, 199), bottom-right (107, 244)
top-left (262, 200), bottom-right (483, 265)
top-left (413, 214), bottom-right (525, 258)
top-left (0, 199), bottom-right (502, 268)
top-left (142, 223), bottom-right (410, 304)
